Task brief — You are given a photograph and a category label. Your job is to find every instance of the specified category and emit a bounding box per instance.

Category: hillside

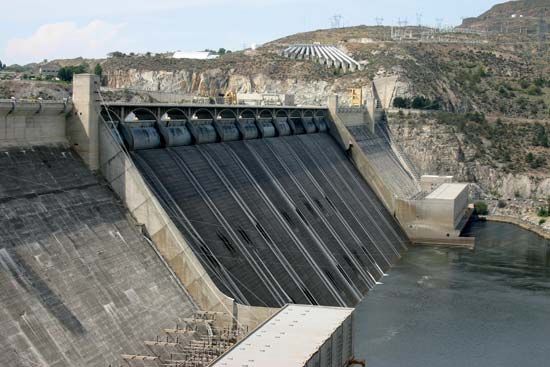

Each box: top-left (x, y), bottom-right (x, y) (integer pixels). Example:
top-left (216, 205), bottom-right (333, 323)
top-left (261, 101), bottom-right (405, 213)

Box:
top-left (461, 0), bottom-right (550, 32)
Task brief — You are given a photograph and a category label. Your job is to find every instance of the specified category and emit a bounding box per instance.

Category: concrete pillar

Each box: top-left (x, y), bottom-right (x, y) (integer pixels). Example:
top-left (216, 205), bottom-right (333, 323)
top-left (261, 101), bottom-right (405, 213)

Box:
top-left (68, 74), bottom-right (100, 170)
top-left (328, 94), bottom-right (338, 116)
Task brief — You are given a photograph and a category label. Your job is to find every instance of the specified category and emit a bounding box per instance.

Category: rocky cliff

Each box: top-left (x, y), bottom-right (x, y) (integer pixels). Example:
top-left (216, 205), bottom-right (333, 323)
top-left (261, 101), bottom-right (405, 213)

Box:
top-left (389, 112), bottom-right (550, 200)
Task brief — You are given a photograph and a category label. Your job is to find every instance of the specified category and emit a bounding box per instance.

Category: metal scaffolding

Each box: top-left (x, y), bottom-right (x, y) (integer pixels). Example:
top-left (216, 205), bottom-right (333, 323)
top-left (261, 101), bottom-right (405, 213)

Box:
top-left (120, 311), bottom-right (248, 367)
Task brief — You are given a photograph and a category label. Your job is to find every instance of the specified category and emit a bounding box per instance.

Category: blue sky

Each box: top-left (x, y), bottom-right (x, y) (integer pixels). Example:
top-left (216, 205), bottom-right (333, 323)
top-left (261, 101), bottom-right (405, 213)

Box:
top-left (1, 0), bottom-right (504, 65)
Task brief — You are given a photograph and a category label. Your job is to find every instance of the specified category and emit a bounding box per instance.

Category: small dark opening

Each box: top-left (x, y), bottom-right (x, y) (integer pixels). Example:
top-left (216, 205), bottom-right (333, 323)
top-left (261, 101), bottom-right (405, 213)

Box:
top-left (255, 223), bottom-right (270, 242)
top-left (343, 254), bottom-right (354, 269)
top-left (302, 287), bottom-right (318, 305)
top-left (217, 232), bottom-right (237, 255)
top-left (280, 210), bottom-right (293, 224)
top-left (304, 201), bottom-right (316, 216)
top-left (295, 208), bottom-right (309, 225)
top-left (325, 196), bottom-right (337, 210)
top-left (324, 270), bottom-right (339, 289)
top-left (314, 198), bottom-right (325, 211)
top-left (238, 228), bottom-right (252, 245)
top-left (352, 249), bottom-right (366, 267)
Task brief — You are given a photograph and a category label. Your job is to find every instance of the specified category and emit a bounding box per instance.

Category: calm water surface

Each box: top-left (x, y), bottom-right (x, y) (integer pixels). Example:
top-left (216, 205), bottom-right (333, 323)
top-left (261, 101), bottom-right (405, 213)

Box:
top-left (354, 221), bottom-right (550, 367)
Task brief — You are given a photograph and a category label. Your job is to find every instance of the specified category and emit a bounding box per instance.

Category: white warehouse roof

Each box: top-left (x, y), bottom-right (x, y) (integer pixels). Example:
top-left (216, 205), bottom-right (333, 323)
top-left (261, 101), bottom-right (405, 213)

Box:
top-left (426, 183), bottom-right (469, 200)
top-left (210, 304), bottom-right (354, 367)
top-left (172, 51), bottom-right (219, 60)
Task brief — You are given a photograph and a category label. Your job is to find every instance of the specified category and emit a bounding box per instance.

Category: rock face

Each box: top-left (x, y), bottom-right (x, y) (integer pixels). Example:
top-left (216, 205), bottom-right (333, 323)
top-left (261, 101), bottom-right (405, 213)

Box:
top-left (105, 68), bottom-right (336, 105)
top-left (389, 115), bottom-right (550, 200)
top-left (0, 80), bottom-right (70, 100)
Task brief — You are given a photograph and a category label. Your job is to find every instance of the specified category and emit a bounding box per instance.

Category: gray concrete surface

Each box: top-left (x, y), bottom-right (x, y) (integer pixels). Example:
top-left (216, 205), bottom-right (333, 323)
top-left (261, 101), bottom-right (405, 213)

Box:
top-left (0, 144), bottom-right (195, 367)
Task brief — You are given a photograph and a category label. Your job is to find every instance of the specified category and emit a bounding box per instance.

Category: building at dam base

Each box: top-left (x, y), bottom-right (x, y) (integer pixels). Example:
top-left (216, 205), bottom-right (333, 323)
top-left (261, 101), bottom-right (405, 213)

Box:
top-left (210, 304), bottom-right (355, 367)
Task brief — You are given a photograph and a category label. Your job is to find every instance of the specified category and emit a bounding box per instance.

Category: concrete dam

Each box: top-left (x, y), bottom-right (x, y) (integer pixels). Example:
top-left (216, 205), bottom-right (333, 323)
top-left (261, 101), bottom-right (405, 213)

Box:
top-left (0, 75), bottom-right (472, 366)
top-left (124, 118), bottom-right (409, 308)
top-left (0, 144), bottom-right (195, 366)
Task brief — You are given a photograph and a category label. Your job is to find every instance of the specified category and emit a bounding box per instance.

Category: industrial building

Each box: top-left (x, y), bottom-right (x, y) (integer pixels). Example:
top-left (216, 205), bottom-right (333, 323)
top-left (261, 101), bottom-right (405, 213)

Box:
top-left (210, 305), bottom-right (355, 367)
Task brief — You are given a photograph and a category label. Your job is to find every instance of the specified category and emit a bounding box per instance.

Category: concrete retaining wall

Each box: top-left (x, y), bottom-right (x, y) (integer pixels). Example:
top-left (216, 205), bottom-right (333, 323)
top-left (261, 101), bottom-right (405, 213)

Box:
top-left (98, 122), bottom-right (277, 329)
top-left (0, 100), bottom-right (71, 147)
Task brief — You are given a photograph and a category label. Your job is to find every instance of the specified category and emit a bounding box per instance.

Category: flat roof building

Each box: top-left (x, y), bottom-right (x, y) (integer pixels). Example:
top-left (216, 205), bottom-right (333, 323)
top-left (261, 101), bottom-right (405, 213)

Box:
top-left (210, 304), bottom-right (355, 367)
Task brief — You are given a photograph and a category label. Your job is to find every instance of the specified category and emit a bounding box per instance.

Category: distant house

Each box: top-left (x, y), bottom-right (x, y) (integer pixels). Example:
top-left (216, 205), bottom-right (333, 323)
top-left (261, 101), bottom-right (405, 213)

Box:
top-left (172, 51), bottom-right (219, 60)
top-left (39, 63), bottom-right (61, 77)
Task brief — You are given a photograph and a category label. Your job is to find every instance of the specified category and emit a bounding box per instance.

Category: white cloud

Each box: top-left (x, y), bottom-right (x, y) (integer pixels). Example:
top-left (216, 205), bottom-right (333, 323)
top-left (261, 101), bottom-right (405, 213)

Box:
top-left (0, 0), bottom-right (299, 21)
top-left (5, 20), bottom-right (126, 64)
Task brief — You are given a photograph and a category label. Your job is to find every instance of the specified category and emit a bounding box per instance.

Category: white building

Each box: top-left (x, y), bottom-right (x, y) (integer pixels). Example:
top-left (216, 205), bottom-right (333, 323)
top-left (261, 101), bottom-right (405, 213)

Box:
top-left (172, 51), bottom-right (219, 60)
top-left (210, 304), bottom-right (356, 367)
top-left (39, 63), bottom-right (61, 77)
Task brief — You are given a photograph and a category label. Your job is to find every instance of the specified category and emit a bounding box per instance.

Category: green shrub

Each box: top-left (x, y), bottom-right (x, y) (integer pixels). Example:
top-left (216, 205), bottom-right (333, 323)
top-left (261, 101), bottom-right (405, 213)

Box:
top-left (527, 85), bottom-right (543, 96)
top-left (393, 97), bottom-right (410, 109)
top-left (539, 219), bottom-right (547, 225)
top-left (474, 201), bottom-right (489, 215)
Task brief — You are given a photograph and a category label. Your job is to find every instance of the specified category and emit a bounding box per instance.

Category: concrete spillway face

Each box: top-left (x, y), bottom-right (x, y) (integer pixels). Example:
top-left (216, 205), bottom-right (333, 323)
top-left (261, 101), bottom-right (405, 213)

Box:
top-left (119, 121), bottom-right (162, 150)
top-left (0, 144), bottom-right (195, 367)
top-left (131, 123), bottom-right (409, 309)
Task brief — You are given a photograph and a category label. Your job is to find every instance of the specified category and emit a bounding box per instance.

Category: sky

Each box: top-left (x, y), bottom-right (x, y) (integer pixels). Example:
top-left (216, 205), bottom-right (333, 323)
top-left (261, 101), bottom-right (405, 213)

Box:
top-left (0, 0), bottom-right (505, 65)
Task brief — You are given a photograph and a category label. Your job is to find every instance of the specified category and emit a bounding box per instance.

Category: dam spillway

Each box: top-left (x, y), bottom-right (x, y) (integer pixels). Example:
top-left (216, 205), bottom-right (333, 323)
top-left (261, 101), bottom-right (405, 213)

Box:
top-left (347, 120), bottom-right (422, 200)
top-left (122, 115), bottom-right (409, 308)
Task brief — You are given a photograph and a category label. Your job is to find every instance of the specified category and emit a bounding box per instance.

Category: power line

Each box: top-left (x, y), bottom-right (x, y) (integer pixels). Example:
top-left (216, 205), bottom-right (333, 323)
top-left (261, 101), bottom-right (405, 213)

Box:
top-left (375, 17), bottom-right (384, 26)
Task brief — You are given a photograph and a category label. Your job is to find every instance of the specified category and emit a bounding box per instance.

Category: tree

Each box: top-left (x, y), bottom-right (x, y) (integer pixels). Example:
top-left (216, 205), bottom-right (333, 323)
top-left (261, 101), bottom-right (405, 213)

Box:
top-left (474, 201), bottom-right (489, 215)
top-left (108, 51), bottom-right (126, 58)
top-left (0, 60), bottom-right (4, 70)
top-left (217, 48), bottom-right (227, 55)
top-left (57, 63), bottom-right (89, 82)
top-left (533, 124), bottom-right (548, 147)
top-left (94, 64), bottom-right (103, 77)
top-left (393, 97), bottom-right (410, 109)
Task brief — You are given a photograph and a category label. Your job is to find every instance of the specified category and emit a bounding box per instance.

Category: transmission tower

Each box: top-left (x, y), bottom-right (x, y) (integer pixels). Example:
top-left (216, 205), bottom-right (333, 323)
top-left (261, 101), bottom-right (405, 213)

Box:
top-left (375, 17), bottom-right (384, 26)
top-left (397, 17), bottom-right (408, 27)
top-left (330, 14), bottom-right (343, 28)
top-left (416, 13), bottom-right (423, 28)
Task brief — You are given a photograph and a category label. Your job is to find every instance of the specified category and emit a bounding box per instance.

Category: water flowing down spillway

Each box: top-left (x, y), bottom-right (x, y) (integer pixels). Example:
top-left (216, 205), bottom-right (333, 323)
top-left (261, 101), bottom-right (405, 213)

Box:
top-left (131, 131), bottom-right (409, 308)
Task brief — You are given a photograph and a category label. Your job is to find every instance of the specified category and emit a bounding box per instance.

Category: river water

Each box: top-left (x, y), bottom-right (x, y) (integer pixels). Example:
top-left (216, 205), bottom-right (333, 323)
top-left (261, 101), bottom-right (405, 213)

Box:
top-left (354, 221), bottom-right (550, 367)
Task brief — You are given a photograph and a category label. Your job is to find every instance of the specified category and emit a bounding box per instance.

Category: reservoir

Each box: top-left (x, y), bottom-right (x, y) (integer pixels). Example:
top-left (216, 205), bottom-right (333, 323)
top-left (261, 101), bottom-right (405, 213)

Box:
top-left (354, 221), bottom-right (550, 367)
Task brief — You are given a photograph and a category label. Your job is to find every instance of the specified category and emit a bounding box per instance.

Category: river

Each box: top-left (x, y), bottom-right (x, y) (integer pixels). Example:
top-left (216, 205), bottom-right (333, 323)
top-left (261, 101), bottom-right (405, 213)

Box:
top-left (354, 221), bottom-right (550, 367)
